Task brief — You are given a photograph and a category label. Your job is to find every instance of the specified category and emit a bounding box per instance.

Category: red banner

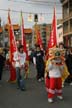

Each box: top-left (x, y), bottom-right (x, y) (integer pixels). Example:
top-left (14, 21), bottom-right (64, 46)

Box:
top-left (37, 30), bottom-right (43, 50)
top-left (8, 10), bottom-right (17, 81)
top-left (46, 6), bottom-right (57, 60)
top-left (20, 12), bottom-right (29, 60)
top-left (48, 6), bottom-right (57, 48)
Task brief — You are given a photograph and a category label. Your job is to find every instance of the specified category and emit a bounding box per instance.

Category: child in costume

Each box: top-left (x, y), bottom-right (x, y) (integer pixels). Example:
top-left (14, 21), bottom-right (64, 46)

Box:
top-left (45, 48), bottom-right (65, 103)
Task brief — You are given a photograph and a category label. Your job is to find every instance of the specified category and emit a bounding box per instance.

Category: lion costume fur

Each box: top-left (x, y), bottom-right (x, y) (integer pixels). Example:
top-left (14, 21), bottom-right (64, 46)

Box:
top-left (45, 47), bottom-right (69, 83)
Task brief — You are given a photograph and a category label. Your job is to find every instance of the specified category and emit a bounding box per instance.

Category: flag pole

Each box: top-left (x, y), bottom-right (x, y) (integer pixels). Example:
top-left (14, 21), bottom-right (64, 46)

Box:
top-left (20, 11), bottom-right (29, 79)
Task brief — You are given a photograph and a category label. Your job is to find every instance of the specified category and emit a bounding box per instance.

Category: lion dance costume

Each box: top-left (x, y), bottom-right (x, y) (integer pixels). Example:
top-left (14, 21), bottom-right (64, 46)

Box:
top-left (45, 48), bottom-right (67, 103)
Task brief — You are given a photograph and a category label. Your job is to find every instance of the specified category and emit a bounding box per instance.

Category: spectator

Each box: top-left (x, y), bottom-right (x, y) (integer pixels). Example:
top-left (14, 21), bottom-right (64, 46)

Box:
top-left (0, 48), bottom-right (6, 85)
top-left (33, 45), bottom-right (45, 82)
top-left (65, 47), bottom-right (72, 85)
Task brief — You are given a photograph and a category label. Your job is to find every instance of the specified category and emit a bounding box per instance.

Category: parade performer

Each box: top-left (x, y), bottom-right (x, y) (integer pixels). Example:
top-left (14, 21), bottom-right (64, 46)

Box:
top-left (45, 48), bottom-right (65, 103)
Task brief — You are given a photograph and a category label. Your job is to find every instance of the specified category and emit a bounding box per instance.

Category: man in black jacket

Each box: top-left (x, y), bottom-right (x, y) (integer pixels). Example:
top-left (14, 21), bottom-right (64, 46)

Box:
top-left (33, 45), bottom-right (45, 82)
top-left (0, 48), bottom-right (6, 83)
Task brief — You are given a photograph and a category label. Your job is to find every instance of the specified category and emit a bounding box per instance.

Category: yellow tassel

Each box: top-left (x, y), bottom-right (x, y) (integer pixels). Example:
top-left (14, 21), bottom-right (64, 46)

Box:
top-left (62, 63), bottom-right (70, 83)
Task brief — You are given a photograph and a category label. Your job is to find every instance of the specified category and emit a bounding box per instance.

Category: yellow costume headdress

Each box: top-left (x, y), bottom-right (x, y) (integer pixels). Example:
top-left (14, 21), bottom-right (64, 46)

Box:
top-left (45, 47), bottom-right (69, 83)
top-left (0, 47), bottom-right (3, 54)
top-left (48, 48), bottom-right (65, 63)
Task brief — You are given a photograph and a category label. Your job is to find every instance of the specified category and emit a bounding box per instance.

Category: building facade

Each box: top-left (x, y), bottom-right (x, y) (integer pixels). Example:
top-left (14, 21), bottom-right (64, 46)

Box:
top-left (33, 19), bottom-right (63, 49)
top-left (60, 0), bottom-right (72, 47)
top-left (0, 23), bottom-right (32, 48)
top-left (57, 24), bottom-right (63, 44)
top-left (33, 23), bottom-right (51, 49)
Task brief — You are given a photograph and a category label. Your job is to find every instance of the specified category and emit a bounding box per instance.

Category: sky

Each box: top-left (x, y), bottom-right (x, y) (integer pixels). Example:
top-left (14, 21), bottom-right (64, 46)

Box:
top-left (0, 0), bottom-right (62, 28)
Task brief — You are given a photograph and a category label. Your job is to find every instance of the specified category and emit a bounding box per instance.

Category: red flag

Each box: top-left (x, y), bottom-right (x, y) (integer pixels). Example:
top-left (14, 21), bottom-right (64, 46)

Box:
top-left (45, 6), bottom-right (57, 60)
top-left (48, 6), bottom-right (57, 48)
top-left (36, 30), bottom-right (43, 50)
top-left (20, 12), bottom-right (29, 78)
top-left (20, 11), bottom-right (29, 60)
top-left (8, 10), bottom-right (17, 81)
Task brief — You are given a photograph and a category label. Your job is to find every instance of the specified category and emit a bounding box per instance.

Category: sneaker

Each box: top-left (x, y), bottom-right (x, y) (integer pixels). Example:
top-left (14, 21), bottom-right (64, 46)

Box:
top-left (48, 98), bottom-right (53, 103)
top-left (57, 96), bottom-right (63, 100)
top-left (38, 78), bottom-right (42, 82)
top-left (62, 84), bottom-right (64, 88)
top-left (21, 88), bottom-right (26, 91)
top-left (70, 82), bottom-right (72, 86)
top-left (62, 82), bottom-right (64, 88)
top-left (41, 77), bottom-right (44, 81)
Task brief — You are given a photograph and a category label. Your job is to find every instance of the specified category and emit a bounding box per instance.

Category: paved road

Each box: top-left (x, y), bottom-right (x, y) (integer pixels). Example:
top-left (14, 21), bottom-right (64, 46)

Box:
top-left (0, 63), bottom-right (72, 108)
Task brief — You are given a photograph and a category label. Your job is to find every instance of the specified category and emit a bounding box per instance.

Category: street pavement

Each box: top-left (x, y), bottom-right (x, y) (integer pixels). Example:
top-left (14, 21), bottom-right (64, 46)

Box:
top-left (0, 63), bottom-right (72, 108)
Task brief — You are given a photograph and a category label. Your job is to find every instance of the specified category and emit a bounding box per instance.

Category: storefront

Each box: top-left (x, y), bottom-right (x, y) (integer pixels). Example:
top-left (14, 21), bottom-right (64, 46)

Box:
top-left (63, 35), bottom-right (72, 48)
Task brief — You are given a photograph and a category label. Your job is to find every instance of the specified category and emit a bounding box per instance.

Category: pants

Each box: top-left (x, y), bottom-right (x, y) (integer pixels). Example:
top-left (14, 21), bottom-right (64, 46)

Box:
top-left (65, 75), bottom-right (72, 83)
top-left (0, 65), bottom-right (4, 80)
top-left (36, 63), bottom-right (45, 79)
top-left (16, 67), bottom-right (25, 89)
top-left (48, 77), bottom-right (62, 99)
top-left (45, 76), bottom-right (50, 89)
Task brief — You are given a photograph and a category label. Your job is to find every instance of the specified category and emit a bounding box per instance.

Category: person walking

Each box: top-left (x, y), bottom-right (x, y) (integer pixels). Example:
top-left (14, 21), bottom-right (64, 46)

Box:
top-left (13, 45), bottom-right (26, 91)
top-left (33, 45), bottom-right (45, 82)
top-left (0, 48), bottom-right (6, 85)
